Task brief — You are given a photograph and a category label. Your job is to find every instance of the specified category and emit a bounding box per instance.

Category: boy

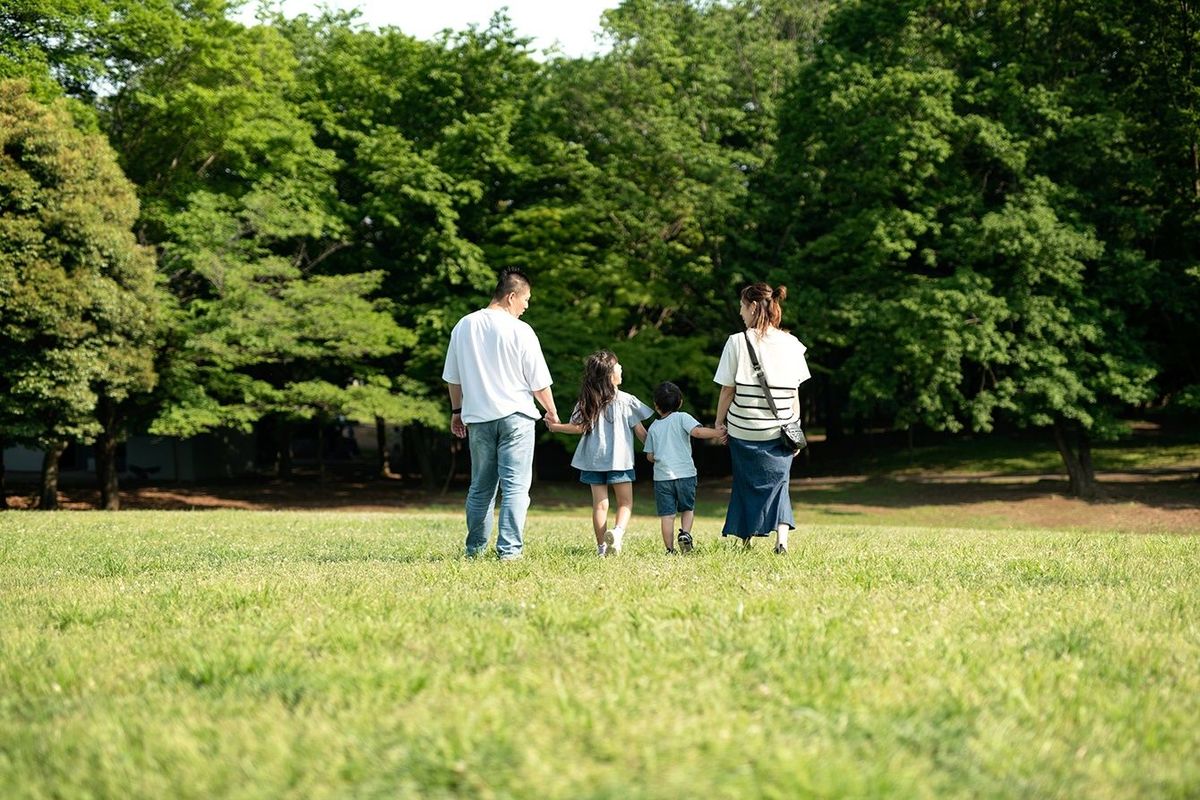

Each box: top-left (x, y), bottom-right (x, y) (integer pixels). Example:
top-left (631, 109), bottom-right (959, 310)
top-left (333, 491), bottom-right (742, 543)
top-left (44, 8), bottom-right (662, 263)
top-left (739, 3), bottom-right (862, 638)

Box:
top-left (643, 381), bottom-right (726, 554)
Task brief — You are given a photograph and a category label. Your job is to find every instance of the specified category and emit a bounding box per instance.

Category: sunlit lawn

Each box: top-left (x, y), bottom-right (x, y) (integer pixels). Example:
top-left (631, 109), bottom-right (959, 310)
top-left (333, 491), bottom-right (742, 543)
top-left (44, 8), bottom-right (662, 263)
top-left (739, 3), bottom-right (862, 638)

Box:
top-left (1, 508), bottom-right (1198, 799)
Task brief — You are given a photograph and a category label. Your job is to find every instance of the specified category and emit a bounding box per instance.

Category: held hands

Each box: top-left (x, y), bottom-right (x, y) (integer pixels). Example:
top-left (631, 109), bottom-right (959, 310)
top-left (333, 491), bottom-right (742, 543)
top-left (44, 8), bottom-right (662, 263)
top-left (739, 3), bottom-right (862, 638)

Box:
top-left (544, 414), bottom-right (583, 435)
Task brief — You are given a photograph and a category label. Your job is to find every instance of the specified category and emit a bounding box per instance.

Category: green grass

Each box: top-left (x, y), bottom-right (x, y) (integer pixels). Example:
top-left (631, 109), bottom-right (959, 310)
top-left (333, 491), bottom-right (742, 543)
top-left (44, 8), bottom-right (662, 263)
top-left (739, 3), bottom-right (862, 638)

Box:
top-left (2, 510), bottom-right (1198, 798)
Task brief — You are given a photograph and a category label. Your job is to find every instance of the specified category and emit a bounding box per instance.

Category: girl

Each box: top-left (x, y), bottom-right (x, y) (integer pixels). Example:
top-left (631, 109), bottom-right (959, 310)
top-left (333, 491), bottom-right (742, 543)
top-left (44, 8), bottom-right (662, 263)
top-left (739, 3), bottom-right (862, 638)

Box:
top-left (548, 350), bottom-right (654, 556)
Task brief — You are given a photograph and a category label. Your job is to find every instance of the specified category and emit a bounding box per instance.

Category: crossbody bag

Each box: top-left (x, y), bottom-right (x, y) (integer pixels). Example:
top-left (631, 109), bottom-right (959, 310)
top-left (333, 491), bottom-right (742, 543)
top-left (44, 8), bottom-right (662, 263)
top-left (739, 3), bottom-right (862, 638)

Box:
top-left (742, 330), bottom-right (807, 454)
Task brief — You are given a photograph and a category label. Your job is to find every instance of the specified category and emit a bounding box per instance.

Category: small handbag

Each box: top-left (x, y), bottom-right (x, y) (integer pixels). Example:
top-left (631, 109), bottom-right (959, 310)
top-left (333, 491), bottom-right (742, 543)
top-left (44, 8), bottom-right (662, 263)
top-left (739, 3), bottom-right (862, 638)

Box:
top-left (742, 331), bottom-right (807, 454)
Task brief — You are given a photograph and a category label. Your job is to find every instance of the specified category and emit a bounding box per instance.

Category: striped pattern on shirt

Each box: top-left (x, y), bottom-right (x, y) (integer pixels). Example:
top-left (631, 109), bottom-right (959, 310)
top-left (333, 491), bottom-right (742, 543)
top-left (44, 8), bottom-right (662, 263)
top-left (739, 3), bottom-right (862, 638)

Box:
top-left (726, 381), bottom-right (798, 436)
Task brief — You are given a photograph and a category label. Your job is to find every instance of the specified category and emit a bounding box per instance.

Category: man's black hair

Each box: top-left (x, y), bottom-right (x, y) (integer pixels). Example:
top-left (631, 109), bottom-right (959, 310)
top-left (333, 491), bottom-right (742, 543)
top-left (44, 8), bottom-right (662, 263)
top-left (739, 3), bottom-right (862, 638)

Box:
top-left (492, 267), bottom-right (531, 302)
top-left (653, 381), bottom-right (683, 412)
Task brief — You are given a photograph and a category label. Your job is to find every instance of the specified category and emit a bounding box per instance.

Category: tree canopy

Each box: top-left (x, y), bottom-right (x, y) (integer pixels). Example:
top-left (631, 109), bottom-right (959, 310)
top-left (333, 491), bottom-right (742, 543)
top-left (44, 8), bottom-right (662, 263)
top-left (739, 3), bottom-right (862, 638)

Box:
top-left (0, 0), bottom-right (1196, 501)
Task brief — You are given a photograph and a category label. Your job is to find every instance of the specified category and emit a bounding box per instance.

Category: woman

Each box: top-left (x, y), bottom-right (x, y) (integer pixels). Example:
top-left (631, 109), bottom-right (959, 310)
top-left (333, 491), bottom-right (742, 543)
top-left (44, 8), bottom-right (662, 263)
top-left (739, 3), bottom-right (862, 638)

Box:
top-left (714, 283), bottom-right (811, 554)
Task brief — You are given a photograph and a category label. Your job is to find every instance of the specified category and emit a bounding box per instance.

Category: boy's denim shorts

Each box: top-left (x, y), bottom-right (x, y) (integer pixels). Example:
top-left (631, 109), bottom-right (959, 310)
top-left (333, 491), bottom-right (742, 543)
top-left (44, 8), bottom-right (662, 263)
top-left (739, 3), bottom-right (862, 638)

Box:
top-left (579, 468), bottom-right (637, 485)
top-left (654, 476), bottom-right (697, 516)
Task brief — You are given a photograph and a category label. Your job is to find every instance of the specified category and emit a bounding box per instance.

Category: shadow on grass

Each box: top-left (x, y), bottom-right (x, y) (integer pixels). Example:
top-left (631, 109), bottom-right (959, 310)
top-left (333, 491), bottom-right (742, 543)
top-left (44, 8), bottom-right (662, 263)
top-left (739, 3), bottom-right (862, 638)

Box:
top-left (524, 472), bottom-right (1200, 515)
top-left (785, 474), bottom-right (1200, 512)
top-left (4, 466), bottom-right (1197, 519)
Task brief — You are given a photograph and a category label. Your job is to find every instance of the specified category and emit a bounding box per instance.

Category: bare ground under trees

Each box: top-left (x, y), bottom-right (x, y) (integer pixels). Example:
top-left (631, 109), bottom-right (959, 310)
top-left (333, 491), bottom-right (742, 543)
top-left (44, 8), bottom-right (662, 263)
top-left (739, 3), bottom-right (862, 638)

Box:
top-left (3, 468), bottom-right (1196, 535)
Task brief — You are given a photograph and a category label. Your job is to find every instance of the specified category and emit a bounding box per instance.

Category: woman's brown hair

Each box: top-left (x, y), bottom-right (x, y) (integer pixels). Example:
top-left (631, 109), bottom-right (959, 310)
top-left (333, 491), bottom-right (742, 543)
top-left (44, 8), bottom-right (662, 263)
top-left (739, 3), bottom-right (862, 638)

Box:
top-left (571, 350), bottom-right (619, 433)
top-left (740, 283), bottom-right (787, 335)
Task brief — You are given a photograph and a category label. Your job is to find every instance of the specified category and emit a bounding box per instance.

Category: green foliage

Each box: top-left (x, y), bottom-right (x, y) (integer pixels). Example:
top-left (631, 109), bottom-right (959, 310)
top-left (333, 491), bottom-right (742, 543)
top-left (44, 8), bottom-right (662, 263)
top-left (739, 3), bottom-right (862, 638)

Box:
top-left (278, 15), bottom-right (541, 419)
top-left (83, 7), bottom-right (413, 436)
top-left (0, 79), bottom-right (159, 447)
top-left (0, 0), bottom-right (112, 99)
top-left (763, 0), bottom-right (1160, 447)
top-left (532, 0), bottom-right (831, 413)
top-left (3, 0), bottom-right (1195, 469)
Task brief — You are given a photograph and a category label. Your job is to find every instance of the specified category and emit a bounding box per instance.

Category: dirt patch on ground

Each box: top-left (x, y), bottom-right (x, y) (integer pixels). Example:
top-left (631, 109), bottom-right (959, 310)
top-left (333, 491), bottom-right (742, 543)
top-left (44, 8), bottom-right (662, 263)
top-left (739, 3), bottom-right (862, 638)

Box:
top-left (4, 470), bottom-right (1197, 534)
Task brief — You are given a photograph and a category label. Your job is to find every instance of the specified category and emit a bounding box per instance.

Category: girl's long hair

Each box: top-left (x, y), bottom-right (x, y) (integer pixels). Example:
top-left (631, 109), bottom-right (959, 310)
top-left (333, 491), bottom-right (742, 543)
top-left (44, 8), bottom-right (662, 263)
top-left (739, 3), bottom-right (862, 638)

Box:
top-left (572, 350), bottom-right (618, 433)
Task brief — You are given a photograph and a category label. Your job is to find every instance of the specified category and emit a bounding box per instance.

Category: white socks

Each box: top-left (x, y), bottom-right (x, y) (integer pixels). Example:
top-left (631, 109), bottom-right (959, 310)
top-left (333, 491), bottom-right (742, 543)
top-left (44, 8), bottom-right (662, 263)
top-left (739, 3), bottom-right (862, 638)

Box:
top-left (776, 527), bottom-right (789, 550)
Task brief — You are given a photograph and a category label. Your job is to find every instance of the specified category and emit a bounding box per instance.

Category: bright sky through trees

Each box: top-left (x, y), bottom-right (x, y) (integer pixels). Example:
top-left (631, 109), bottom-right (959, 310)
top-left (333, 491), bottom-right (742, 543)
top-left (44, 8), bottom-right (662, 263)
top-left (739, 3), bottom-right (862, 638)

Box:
top-left (240, 0), bottom-right (620, 56)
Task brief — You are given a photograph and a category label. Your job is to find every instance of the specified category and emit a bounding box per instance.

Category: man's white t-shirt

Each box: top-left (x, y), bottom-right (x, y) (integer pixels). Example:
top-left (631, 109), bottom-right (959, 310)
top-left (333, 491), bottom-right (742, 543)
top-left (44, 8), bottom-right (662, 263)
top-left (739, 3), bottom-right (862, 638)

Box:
top-left (713, 328), bottom-right (810, 441)
top-left (442, 308), bottom-right (552, 424)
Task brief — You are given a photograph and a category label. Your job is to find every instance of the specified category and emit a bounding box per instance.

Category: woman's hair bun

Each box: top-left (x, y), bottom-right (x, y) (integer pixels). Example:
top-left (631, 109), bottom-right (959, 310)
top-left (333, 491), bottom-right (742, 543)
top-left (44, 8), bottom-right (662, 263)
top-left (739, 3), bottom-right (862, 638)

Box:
top-left (773, 285), bottom-right (788, 301)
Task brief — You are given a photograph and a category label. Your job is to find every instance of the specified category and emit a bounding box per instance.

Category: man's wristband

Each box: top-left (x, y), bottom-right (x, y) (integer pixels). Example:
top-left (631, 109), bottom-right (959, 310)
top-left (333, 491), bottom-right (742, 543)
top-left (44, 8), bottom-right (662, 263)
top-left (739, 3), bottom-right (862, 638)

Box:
top-left (451, 407), bottom-right (462, 415)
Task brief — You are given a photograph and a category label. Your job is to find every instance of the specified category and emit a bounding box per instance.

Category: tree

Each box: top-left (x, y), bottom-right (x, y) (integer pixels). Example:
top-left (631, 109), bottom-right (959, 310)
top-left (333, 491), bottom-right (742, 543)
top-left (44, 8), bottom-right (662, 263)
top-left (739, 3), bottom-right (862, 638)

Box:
top-left (81, 6), bottom-right (414, 472)
top-left (0, 79), bottom-right (160, 509)
top-left (761, 0), bottom-right (1157, 497)
top-left (278, 12), bottom-right (558, 484)
top-left (0, 0), bottom-right (113, 99)
top-left (530, 0), bottom-right (832, 411)
top-left (1089, 2), bottom-right (1200, 414)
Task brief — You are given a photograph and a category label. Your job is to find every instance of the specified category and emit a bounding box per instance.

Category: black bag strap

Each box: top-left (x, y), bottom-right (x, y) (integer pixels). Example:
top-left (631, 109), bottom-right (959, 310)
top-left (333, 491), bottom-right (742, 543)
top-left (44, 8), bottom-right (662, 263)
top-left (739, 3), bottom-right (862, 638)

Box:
top-left (743, 330), bottom-right (786, 421)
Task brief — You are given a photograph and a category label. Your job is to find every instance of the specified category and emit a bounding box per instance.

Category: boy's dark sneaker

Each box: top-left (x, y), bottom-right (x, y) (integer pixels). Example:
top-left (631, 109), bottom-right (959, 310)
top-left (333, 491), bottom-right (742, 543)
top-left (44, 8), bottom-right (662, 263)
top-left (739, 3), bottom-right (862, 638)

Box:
top-left (665, 547), bottom-right (677, 555)
top-left (678, 529), bottom-right (694, 554)
top-left (773, 543), bottom-right (788, 555)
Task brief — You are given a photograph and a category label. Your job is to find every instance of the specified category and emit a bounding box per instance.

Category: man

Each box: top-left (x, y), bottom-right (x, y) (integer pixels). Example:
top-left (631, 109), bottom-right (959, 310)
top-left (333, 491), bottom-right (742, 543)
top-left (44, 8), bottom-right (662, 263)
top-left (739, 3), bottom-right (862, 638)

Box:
top-left (442, 268), bottom-right (559, 560)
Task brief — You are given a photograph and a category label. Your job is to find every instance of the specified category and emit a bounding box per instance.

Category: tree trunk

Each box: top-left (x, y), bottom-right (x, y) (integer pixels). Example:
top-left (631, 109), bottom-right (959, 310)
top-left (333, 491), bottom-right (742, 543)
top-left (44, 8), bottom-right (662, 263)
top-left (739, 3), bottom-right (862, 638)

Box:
top-left (1053, 419), bottom-right (1097, 500)
top-left (415, 424), bottom-right (448, 494)
top-left (96, 396), bottom-right (121, 510)
top-left (375, 416), bottom-right (395, 479)
top-left (39, 440), bottom-right (66, 510)
top-left (1078, 428), bottom-right (1095, 485)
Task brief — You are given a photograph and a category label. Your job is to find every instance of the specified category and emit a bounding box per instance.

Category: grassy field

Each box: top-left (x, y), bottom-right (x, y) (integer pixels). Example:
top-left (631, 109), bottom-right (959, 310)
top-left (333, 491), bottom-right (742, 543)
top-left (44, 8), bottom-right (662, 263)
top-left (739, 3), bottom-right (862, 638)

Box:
top-left (1, 509), bottom-right (1198, 799)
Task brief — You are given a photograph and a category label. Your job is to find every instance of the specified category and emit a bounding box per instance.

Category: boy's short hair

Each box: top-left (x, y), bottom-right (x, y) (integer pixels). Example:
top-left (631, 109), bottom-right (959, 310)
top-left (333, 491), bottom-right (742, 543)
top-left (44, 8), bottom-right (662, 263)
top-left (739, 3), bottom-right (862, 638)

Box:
top-left (653, 381), bottom-right (683, 412)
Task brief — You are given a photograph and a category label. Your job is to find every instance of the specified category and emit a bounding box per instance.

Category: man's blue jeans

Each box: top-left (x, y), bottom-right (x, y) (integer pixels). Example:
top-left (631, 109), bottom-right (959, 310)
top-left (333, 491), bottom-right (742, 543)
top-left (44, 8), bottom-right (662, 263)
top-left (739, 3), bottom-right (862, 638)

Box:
top-left (465, 413), bottom-right (536, 558)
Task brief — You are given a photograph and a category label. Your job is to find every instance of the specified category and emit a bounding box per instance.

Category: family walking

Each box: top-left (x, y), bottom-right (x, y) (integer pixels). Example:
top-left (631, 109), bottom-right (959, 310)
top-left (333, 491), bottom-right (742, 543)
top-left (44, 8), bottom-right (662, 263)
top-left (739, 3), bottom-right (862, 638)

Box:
top-left (442, 268), bottom-right (810, 560)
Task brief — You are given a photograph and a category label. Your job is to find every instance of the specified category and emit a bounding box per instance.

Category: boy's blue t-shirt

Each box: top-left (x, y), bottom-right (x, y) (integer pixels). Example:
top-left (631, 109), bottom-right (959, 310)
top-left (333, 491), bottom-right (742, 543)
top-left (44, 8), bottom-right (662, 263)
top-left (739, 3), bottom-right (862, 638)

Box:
top-left (569, 390), bottom-right (654, 472)
top-left (643, 411), bottom-right (701, 481)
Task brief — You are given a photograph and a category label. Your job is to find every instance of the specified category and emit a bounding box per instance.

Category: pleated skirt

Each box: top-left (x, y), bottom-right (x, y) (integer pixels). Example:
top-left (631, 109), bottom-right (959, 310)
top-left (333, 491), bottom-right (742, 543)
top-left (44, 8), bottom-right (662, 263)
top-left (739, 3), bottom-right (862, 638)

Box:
top-left (722, 435), bottom-right (796, 539)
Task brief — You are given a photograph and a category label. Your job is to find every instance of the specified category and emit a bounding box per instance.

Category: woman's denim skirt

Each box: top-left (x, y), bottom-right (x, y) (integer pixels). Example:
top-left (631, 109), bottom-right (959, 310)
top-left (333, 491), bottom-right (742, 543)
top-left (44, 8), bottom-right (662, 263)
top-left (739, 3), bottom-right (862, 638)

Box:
top-left (722, 435), bottom-right (796, 539)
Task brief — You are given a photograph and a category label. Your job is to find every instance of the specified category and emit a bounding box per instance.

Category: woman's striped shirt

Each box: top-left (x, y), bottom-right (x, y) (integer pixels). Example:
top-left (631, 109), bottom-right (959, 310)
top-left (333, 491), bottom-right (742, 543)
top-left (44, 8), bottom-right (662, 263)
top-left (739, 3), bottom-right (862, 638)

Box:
top-left (713, 328), bottom-right (811, 442)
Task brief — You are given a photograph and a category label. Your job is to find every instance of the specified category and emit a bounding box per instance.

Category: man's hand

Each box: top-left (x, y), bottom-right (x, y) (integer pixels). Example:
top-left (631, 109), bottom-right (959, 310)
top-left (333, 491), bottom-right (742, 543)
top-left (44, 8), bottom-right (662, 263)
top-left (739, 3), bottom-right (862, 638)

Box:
top-left (451, 413), bottom-right (467, 439)
top-left (543, 409), bottom-right (560, 425)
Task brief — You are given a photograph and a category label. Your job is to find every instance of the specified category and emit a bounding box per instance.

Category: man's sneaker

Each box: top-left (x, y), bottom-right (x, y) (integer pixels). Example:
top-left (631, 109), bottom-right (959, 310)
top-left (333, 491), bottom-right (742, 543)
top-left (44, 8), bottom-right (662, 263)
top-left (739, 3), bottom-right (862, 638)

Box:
top-left (678, 529), bottom-right (694, 554)
top-left (773, 543), bottom-right (788, 556)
